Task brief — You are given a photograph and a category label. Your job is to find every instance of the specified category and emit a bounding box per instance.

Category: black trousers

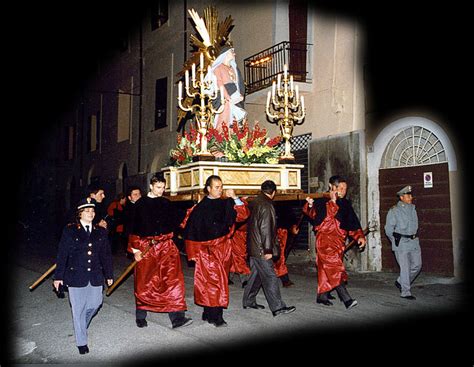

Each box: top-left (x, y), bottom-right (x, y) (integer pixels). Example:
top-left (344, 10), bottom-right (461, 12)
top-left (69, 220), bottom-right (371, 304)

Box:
top-left (202, 306), bottom-right (224, 322)
top-left (136, 309), bottom-right (185, 324)
top-left (243, 257), bottom-right (286, 312)
top-left (318, 283), bottom-right (351, 303)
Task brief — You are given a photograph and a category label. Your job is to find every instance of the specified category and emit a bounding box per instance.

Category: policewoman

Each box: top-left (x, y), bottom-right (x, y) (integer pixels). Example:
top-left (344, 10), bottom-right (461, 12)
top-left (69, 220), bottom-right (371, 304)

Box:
top-left (384, 185), bottom-right (422, 300)
top-left (53, 198), bottom-right (114, 354)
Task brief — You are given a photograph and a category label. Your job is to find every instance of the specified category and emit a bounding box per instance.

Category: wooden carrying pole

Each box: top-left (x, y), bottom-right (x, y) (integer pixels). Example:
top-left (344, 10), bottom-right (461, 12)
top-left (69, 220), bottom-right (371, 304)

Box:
top-left (106, 241), bottom-right (155, 297)
top-left (29, 264), bottom-right (57, 291)
top-left (344, 227), bottom-right (371, 253)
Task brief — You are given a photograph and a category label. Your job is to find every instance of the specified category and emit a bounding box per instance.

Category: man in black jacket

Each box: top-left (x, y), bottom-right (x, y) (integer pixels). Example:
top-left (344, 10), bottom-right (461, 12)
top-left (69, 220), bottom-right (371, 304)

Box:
top-left (242, 180), bottom-right (296, 317)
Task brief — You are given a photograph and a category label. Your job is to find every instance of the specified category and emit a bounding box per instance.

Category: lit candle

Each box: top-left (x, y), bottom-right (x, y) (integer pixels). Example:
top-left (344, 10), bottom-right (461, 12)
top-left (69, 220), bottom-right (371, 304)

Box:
top-left (178, 81), bottom-right (182, 100)
top-left (200, 53), bottom-right (204, 71)
top-left (185, 70), bottom-right (189, 89)
top-left (284, 64), bottom-right (288, 80)
top-left (192, 63), bottom-right (196, 83)
top-left (301, 95), bottom-right (305, 111)
top-left (266, 91), bottom-right (271, 108)
top-left (295, 85), bottom-right (299, 102)
top-left (272, 81), bottom-right (276, 99)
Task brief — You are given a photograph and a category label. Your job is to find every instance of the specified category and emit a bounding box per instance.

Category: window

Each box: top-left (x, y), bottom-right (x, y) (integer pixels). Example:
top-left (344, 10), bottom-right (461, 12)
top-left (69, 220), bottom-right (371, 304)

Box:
top-left (87, 113), bottom-right (99, 152)
top-left (381, 126), bottom-right (447, 168)
top-left (154, 77), bottom-right (167, 130)
top-left (117, 89), bottom-right (131, 142)
top-left (151, 0), bottom-right (168, 31)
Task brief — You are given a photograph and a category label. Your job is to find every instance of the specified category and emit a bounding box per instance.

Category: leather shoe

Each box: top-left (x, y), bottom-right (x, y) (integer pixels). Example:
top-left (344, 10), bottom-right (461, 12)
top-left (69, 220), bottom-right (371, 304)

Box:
top-left (282, 280), bottom-right (295, 288)
top-left (78, 345), bottom-right (89, 354)
top-left (241, 280), bottom-right (248, 288)
top-left (243, 303), bottom-right (265, 310)
top-left (316, 299), bottom-right (333, 306)
top-left (172, 317), bottom-right (193, 329)
top-left (395, 281), bottom-right (402, 292)
top-left (401, 295), bottom-right (416, 300)
top-left (327, 293), bottom-right (336, 300)
top-left (211, 319), bottom-right (228, 327)
top-left (272, 306), bottom-right (296, 317)
top-left (344, 299), bottom-right (358, 309)
top-left (136, 319), bottom-right (148, 328)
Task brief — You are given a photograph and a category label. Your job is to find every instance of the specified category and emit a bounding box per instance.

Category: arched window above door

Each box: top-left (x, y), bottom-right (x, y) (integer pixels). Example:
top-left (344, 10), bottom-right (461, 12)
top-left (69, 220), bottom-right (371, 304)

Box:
top-left (381, 126), bottom-right (447, 168)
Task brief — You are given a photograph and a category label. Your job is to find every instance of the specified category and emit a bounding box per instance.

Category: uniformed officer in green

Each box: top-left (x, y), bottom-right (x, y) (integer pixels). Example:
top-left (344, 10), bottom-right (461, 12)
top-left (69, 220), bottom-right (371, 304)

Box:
top-left (384, 185), bottom-right (422, 300)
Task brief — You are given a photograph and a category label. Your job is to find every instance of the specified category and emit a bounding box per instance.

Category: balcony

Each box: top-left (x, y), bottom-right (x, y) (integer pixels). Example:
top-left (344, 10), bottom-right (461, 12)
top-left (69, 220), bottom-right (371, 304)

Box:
top-left (244, 41), bottom-right (312, 95)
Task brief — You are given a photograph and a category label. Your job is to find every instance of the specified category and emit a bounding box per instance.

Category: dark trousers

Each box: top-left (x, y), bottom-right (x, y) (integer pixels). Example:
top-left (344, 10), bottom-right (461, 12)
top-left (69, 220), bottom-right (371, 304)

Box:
top-left (136, 309), bottom-right (185, 324)
top-left (202, 306), bottom-right (224, 322)
top-left (243, 257), bottom-right (286, 312)
top-left (318, 283), bottom-right (351, 303)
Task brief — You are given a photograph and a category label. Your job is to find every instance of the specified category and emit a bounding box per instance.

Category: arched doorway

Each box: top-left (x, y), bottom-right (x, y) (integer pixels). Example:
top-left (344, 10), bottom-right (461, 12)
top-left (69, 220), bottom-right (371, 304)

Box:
top-left (379, 126), bottom-right (453, 275)
top-left (367, 117), bottom-right (458, 276)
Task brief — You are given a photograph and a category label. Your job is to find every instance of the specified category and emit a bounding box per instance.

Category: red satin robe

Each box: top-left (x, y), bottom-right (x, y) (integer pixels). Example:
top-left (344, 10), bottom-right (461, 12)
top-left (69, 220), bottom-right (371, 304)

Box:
top-left (183, 203), bottom-right (249, 307)
top-left (303, 201), bottom-right (365, 294)
top-left (273, 228), bottom-right (289, 277)
top-left (229, 222), bottom-right (251, 275)
top-left (131, 233), bottom-right (187, 312)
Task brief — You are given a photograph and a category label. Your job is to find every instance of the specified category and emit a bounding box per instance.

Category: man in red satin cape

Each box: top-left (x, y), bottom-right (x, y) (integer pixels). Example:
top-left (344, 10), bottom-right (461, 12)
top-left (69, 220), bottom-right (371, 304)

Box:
top-left (303, 175), bottom-right (366, 309)
top-left (229, 199), bottom-right (251, 287)
top-left (182, 175), bottom-right (250, 327)
top-left (128, 174), bottom-right (192, 329)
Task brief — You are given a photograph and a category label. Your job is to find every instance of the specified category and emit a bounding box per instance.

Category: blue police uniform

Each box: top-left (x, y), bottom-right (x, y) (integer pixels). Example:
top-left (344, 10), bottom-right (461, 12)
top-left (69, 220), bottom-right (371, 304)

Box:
top-left (54, 199), bottom-right (113, 353)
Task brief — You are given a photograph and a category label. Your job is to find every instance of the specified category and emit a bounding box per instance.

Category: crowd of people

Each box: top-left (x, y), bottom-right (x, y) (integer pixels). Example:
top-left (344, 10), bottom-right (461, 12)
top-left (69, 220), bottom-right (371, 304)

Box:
top-left (53, 173), bottom-right (421, 354)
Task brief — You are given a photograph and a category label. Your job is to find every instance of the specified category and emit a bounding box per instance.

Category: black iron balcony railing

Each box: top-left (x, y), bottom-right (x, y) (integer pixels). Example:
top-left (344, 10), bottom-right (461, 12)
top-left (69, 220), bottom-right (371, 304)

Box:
top-left (244, 41), bottom-right (312, 95)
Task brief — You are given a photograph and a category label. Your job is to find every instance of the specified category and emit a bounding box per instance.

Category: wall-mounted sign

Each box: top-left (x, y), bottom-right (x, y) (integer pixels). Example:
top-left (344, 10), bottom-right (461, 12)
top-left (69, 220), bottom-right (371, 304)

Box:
top-left (424, 172), bottom-right (433, 188)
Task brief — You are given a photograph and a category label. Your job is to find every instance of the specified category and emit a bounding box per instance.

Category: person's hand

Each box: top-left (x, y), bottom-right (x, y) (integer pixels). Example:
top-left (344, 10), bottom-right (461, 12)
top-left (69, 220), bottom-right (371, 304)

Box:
top-left (263, 254), bottom-right (273, 260)
top-left (329, 187), bottom-right (338, 202)
top-left (225, 189), bottom-right (237, 199)
top-left (134, 251), bottom-right (143, 262)
top-left (53, 280), bottom-right (63, 291)
top-left (306, 197), bottom-right (314, 207)
top-left (357, 237), bottom-right (367, 250)
top-left (107, 279), bottom-right (114, 287)
top-left (98, 219), bottom-right (107, 229)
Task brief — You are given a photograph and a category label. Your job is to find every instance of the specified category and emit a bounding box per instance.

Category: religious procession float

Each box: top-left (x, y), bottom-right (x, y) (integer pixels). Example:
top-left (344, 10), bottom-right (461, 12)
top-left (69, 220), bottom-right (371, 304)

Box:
top-left (161, 7), bottom-right (307, 202)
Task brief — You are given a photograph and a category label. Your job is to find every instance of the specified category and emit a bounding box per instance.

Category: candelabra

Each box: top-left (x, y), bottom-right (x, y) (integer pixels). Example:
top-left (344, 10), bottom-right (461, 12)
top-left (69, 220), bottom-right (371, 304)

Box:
top-left (265, 64), bottom-right (305, 163)
top-left (178, 52), bottom-right (224, 160)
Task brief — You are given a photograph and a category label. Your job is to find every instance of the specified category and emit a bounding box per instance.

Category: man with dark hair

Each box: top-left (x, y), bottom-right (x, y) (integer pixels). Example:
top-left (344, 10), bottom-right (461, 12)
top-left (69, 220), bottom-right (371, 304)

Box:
top-left (123, 185), bottom-right (142, 256)
top-left (129, 174), bottom-right (192, 329)
top-left (182, 175), bottom-right (249, 327)
top-left (86, 183), bottom-right (108, 229)
top-left (303, 175), bottom-right (366, 309)
top-left (243, 180), bottom-right (296, 317)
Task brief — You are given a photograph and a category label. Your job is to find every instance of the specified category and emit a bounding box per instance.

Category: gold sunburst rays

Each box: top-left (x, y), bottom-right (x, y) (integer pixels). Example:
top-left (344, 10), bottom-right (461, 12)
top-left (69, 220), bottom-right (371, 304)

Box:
top-left (176, 6), bottom-right (235, 129)
top-left (177, 7), bottom-right (234, 79)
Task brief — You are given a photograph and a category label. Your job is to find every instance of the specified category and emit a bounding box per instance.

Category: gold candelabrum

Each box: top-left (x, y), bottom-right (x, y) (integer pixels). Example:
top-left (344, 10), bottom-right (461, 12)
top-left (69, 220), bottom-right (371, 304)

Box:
top-left (178, 52), bottom-right (224, 159)
top-left (265, 64), bottom-right (305, 162)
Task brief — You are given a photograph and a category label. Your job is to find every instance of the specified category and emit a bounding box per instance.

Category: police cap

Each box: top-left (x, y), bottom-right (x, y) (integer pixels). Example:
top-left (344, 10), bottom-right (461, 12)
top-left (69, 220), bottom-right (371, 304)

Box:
top-left (397, 185), bottom-right (412, 196)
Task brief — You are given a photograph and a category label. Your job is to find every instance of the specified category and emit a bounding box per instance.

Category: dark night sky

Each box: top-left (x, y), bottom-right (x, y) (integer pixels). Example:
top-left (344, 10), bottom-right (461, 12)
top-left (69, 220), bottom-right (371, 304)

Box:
top-left (4, 2), bottom-right (472, 366)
